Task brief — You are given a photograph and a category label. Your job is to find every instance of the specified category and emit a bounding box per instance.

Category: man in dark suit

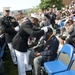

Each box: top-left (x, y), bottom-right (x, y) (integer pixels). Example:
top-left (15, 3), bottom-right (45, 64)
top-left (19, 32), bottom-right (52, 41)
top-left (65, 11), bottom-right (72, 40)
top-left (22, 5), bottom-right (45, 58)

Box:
top-left (33, 28), bottom-right (59, 75)
top-left (0, 7), bottom-right (19, 64)
top-left (12, 13), bottom-right (47, 75)
top-left (44, 12), bottom-right (56, 29)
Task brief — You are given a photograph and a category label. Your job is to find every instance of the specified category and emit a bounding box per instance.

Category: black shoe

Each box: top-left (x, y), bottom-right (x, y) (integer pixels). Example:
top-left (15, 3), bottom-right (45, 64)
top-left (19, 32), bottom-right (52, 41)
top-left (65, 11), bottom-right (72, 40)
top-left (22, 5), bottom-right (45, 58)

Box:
top-left (14, 64), bottom-right (17, 67)
top-left (26, 70), bottom-right (32, 75)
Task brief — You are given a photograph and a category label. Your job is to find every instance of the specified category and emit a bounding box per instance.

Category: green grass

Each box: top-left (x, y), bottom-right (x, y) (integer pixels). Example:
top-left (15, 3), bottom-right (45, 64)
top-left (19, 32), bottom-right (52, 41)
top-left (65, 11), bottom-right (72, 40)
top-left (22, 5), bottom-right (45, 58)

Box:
top-left (2, 50), bottom-right (47, 75)
top-left (3, 50), bottom-right (18, 75)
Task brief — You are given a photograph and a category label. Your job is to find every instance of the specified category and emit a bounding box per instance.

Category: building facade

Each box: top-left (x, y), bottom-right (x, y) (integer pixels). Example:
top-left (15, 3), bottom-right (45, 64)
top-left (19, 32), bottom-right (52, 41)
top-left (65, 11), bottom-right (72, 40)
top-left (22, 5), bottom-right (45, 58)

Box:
top-left (62, 0), bottom-right (75, 6)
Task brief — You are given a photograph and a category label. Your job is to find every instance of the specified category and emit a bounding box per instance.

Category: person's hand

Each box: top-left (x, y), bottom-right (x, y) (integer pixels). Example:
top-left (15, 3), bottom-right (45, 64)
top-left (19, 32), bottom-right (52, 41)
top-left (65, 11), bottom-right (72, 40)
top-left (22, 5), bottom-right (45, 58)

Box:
top-left (14, 26), bottom-right (19, 31)
top-left (50, 14), bottom-right (52, 17)
top-left (41, 26), bottom-right (48, 33)
top-left (33, 46), bottom-right (38, 50)
top-left (35, 53), bottom-right (40, 57)
top-left (65, 26), bottom-right (69, 31)
top-left (0, 29), bottom-right (3, 35)
top-left (0, 28), bottom-right (3, 35)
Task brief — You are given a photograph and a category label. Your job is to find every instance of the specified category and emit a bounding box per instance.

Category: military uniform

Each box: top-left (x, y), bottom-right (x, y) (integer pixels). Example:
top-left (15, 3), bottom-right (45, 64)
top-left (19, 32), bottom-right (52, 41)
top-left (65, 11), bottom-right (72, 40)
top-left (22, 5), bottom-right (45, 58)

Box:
top-left (1, 16), bottom-right (18, 43)
top-left (1, 16), bottom-right (19, 64)
top-left (12, 19), bottom-right (44, 75)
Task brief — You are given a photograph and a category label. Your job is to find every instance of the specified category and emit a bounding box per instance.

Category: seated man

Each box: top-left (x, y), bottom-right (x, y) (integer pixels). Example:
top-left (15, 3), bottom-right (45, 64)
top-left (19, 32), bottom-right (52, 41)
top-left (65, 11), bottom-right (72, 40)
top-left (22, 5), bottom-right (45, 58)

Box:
top-left (33, 27), bottom-right (59, 75)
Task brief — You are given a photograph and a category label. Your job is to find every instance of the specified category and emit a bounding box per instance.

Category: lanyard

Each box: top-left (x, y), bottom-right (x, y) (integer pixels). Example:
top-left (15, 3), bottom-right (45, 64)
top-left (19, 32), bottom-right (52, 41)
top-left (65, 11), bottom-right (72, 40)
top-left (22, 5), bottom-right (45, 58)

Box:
top-left (47, 34), bottom-right (54, 42)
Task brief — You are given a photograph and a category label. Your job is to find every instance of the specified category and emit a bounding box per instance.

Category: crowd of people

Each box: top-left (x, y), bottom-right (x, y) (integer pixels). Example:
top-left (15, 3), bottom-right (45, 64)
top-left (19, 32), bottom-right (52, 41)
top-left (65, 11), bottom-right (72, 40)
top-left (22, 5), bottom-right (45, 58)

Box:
top-left (0, 1), bottom-right (75, 75)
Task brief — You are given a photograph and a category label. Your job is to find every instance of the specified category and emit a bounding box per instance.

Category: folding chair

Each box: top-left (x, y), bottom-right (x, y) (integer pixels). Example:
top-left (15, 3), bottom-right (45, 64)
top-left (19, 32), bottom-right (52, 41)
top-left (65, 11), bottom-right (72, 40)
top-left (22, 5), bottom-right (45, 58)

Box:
top-left (44, 44), bottom-right (74, 75)
top-left (54, 56), bottom-right (75, 75)
top-left (57, 20), bottom-right (65, 30)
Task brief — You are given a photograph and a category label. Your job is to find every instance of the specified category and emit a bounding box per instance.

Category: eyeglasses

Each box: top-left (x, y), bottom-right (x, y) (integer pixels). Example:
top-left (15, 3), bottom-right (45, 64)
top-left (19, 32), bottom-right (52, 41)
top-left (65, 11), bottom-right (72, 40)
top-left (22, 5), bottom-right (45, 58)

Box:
top-left (5, 10), bottom-right (10, 12)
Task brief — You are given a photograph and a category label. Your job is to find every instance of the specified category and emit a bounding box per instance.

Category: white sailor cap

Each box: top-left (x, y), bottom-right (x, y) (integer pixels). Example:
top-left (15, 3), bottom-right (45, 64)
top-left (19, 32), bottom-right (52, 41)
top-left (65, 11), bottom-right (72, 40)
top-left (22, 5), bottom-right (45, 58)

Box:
top-left (31, 13), bottom-right (40, 21)
top-left (3, 7), bottom-right (10, 10)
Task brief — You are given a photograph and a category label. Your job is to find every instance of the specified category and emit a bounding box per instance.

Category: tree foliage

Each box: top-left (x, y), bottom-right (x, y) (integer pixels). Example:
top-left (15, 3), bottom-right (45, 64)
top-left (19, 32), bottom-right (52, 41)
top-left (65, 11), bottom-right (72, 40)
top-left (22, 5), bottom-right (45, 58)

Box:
top-left (27, 6), bottom-right (42, 16)
top-left (39, 0), bottom-right (64, 10)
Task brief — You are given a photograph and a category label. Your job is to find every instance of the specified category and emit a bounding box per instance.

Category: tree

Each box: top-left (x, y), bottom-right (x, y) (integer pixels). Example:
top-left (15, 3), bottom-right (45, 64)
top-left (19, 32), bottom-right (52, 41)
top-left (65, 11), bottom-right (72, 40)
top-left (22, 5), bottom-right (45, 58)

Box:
top-left (39, 0), bottom-right (64, 11)
top-left (27, 6), bottom-right (42, 16)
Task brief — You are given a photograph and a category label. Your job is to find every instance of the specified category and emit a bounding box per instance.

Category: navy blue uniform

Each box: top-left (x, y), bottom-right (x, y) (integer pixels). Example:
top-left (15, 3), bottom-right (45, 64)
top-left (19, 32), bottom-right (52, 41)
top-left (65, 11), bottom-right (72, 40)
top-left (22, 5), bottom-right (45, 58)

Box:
top-left (40, 35), bottom-right (59, 61)
top-left (1, 16), bottom-right (19, 43)
top-left (12, 20), bottom-right (44, 52)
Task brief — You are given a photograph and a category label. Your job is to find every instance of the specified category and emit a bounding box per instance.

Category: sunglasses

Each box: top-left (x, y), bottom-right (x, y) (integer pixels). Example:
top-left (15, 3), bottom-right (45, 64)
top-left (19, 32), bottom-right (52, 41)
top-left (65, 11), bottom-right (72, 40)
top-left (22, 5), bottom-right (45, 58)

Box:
top-left (5, 10), bottom-right (10, 12)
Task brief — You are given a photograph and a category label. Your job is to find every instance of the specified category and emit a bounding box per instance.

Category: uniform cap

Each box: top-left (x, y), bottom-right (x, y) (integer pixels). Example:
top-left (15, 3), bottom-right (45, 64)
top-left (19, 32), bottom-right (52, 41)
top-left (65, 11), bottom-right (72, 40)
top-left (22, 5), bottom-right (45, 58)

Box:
top-left (31, 13), bottom-right (40, 21)
top-left (3, 7), bottom-right (10, 10)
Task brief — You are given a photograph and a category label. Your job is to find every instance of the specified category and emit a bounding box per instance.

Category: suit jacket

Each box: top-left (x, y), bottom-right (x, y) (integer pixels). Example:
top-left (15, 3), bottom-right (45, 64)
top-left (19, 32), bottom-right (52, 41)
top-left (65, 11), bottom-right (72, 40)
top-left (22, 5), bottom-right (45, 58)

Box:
top-left (12, 20), bottom-right (44, 52)
top-left (44, 12), bottom-right (56, 23)
top-left (40, 35), bottom-right (59, 62)
top-left (1, 16), bottom-right (19, 43)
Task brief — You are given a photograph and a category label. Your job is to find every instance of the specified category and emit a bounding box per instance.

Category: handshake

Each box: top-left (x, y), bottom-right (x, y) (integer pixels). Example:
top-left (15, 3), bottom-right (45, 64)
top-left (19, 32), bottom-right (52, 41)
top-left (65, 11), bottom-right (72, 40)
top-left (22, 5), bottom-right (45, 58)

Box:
top-left (41, 26), bottom-right (48, 33)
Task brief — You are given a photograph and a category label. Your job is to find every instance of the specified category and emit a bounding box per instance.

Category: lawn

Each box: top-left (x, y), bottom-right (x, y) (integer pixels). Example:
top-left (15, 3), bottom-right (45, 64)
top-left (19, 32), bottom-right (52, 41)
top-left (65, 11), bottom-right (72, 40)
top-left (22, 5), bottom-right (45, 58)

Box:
top-left (3, 50), bottom-right (18, 75)
top-left (2, 49), bottom-right (47, 75)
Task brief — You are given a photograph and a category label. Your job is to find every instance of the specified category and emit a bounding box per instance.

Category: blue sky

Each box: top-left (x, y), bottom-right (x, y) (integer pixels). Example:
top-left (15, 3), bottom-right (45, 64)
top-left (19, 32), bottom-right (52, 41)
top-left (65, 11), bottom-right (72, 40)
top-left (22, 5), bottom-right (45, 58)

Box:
top-left (0, 0), bottom-right (40, 11)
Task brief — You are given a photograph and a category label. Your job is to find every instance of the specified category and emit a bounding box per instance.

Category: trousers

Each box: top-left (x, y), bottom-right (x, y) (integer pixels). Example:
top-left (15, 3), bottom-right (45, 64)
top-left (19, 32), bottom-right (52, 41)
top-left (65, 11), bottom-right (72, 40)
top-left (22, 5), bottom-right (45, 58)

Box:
top-left (8, 43), bottom-right (17, 64)
top-left (15, 50), bottom-right (32, 75)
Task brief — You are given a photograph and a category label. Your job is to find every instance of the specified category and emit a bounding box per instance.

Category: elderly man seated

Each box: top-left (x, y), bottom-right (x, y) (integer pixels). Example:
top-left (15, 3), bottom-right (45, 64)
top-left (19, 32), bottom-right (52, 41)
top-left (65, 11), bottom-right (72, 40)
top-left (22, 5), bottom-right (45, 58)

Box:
top-left (33, 27), bottom-right (59, 75)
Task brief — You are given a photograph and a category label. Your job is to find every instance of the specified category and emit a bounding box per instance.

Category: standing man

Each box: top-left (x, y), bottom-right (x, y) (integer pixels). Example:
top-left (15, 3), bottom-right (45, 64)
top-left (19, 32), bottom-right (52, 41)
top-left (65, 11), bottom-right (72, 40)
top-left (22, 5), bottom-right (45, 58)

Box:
top-left (17, 11), bottom-right (29, 27)
top-left (0, 7), bottom-right (19, 64)
top-left (44, 11), bottom-right (56, 29)
top-left (17, 11), bottom-right (24, 25)
top-left (12, 14), bottom-right (47, 75)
